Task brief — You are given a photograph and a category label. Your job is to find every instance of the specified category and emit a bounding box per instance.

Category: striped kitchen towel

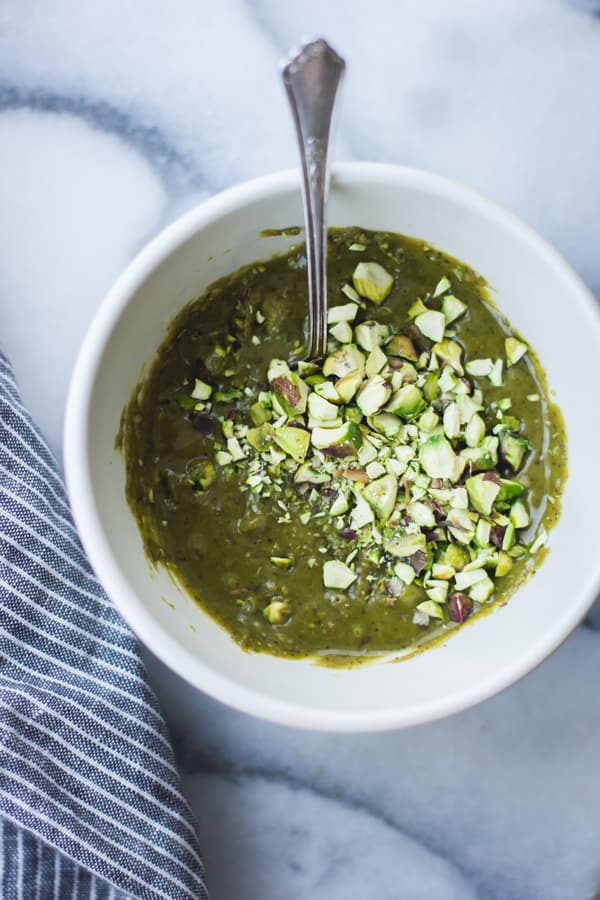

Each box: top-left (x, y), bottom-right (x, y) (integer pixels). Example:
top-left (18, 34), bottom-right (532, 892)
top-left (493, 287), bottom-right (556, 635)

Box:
top-left (0, 352), bottom-right (208, 898)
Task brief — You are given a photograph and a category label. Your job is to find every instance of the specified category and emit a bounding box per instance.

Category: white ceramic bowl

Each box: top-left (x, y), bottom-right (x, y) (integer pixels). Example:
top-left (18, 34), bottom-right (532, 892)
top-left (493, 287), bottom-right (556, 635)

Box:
top-left (64, 163), bottom-right (600, 732)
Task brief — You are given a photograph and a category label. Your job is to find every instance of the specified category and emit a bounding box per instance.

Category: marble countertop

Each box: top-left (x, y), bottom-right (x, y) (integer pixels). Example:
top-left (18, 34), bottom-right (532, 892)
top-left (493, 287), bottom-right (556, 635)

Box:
top-left (2, 2), bottom-right (600, 897)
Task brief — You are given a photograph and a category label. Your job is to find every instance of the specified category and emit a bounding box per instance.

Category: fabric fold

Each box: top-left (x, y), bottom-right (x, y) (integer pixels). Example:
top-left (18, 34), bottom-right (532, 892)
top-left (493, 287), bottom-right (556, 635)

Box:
top-left (0, 353), bottom-right (207, 899)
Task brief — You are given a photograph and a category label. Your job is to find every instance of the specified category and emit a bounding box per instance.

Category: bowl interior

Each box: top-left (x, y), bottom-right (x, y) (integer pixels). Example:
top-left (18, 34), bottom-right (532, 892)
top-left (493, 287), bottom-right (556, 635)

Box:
top-left (67, 165), bottom-right (600, 730)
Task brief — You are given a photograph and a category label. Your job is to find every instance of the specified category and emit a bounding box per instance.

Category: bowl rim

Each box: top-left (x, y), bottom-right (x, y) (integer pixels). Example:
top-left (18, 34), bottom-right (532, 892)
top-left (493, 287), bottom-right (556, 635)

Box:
top-left (64, 161), bottom-right (600, 732)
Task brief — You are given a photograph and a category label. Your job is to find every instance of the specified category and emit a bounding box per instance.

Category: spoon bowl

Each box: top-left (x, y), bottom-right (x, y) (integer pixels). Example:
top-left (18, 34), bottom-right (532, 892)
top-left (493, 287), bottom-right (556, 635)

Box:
top-left (282, 39), bottom-right (345, 359)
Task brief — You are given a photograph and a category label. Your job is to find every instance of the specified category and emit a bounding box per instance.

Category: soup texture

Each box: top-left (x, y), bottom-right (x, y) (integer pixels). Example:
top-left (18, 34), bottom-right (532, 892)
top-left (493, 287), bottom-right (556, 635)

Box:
top-left (120, 227), bottom-right (566, 663)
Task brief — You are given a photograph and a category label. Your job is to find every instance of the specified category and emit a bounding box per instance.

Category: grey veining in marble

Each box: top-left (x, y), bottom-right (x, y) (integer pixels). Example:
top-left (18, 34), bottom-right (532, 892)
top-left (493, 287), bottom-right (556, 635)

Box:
top-left (1, 2), bottom-right (599, 897)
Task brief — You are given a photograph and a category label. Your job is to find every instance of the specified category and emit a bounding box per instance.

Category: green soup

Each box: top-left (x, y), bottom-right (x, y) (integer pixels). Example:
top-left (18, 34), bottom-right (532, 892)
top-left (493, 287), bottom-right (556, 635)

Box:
top-left (120, 227), bottom-right (567, 664)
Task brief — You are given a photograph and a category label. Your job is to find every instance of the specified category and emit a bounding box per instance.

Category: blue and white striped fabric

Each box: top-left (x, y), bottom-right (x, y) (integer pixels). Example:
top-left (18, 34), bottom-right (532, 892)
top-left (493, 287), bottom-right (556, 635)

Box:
top-left (0, 352), bottom-right (208, 899)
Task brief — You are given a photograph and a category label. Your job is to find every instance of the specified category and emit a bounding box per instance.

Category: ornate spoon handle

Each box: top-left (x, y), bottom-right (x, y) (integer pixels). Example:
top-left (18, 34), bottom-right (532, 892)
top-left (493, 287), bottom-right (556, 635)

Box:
top-left (282, 39), bottom-right (345, 359)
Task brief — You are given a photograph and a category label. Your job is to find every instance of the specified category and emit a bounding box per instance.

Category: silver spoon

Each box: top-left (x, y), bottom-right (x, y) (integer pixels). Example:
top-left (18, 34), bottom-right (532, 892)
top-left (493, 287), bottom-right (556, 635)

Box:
top-left (282, 38), bottom-right (345, 360)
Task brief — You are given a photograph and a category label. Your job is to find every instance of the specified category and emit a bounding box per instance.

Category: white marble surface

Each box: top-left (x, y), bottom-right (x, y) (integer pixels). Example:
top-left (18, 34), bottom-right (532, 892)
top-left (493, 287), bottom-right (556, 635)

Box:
top-left (1, 2), bottom-right (600, 897)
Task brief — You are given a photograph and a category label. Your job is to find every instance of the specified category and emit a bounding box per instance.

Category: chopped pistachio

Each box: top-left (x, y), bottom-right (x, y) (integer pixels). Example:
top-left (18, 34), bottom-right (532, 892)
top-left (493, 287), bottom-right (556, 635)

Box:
top-left (314, 380), bottom-right (341, 403)
top-left (426, 581), bottom-right (449, 604)
top-left (529, 526), bottom-right (548, 554)
top-left (394, 361), bottom-right (418, 385)
top-left (384, 532), bottom-right (427, 558)
top-left (214, 388), bottom-right (243, 402)
top-left (441, 294), bottom-right (467, 324)
top-left (499, 430), bottom-right (528, 472)
top-left (191, 378), bottom-right (212, 400)
top-left (267, 359), bottom-right (309, 415)
top-left (438, 543), bottom-right (470, 571)
top-left (432, 563), bottom-right (455, 581)
top-left (329, 492), bottom-right (350, 516)
top-left (350, 493), bottom-right (375, 529)
top-left (356, 375), bottom-right (393, 416)
top-left (368, 412), bottom-right (403, 437)
top-left (273, 426), bottom-right (310, 462)
top-left (415, 310), bottom-right (446, 342)
top-left (227, 437), bottom-right (246, 461)
top-left (475, 518), bottom-right (491, 548)
top-left (461, 435), bottom-right (499, 472)
top-left (250, 402), bottom-right (270, 426)
top-left (175, 391), bottom-right (198, 410)
top-left (502, 522), bottom-right (516, 551)
top-left (412, 608), bottom-right (430, 626)
top-left (215, 450), bottom-right (233, 466)
top-left (407, 500), bottom-right (436, 528)
top-left (328, 302), bottom-right (359, 324)
top-left (363, 474), bottom-right (398, 522)
top-left (495, 551), bottom-right (513, 577)
top-left (222, 419), bottom-right (235, 439)
top-left (508, 544), bottom-right (528, 559)
top-left (365, 460), bottom-right (386, 480)
top-left (267, 447), bottom-right (285, 466)
top-left (365, 345), bottom-right (388, 378)
top-left (323, 344), bottom-right (365, 379)
top-left (466, 473), bottom-right (500, 516)
top-left (432, 339), bottom-right (464, 375)
top-left (386, 384), bottom-right (426, 420)
top-left (465, 413), bottom-right (486, 448)
top-left (200, 257), bottom-right (549, 642)
top-left (488, 358), bottom-right (504, 387)
top-left (354, 321), bottom-right (390, 352)
top-left (450, 487), bottom-right (469, 509)
top-left (393, 561), bottom-right (416, 585)
top-left (352, 261), bottom-right (394, 304)
top-left (433, 276), bottom-right (451, 297)
top-left (497, 478), bottom-right (524, 502)
top-left (454, 568), bottom-right (488, 591)
top-left (416, 599), bottom-right (445, 619)
top-left (465, 552), bottom-right (498, 572)
top-left (294, 462), bottom-right (329, 485)
top-left (311, 422), bottom-right (362, 456)
top-left (386, 335), bottom-right (418, 361)
top-left (330, 320), bottom-right (353, 344)
top-left (263, 601), bottom-right (289, 624)
top-left (468, 574), bottom-right (494, 603)
top-left (443, 402), bottom-right (461, 439)
top-left (357, 439), bottom-right (378, 466)
top-left (186, 460), bottom-right (216, 491)
top-left (418, 409), bottom-right (439, 433)
top-left (341, 283), bottom-right (361, 303)
top-left (308, 393), bottom-right (339, 422)
top-left (323, 560), bottom-right (357, 589)
top-left (407, 297), bottom-right (430, 321)
top-left (246, 423), bottom-right (274, 452)
top-left (419, 435), bottom-right (458, 480)
top-left (447, 509), bottom-right (475, 544)
top-left (505, 337), bottom-right (528, 367)
top-left (334, 368), bottom-right (364, 403)
top-left (438, 368), bottom-right (458, 395)
top-left (510, 497), bottom-right (530, 529)
top-left (465, 358), bottom-right (493, 377)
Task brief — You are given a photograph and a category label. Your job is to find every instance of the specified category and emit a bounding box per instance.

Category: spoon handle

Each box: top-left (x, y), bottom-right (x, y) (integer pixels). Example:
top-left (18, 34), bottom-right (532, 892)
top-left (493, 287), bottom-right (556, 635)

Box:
top-left (282, 39), bottom-right (345, 360)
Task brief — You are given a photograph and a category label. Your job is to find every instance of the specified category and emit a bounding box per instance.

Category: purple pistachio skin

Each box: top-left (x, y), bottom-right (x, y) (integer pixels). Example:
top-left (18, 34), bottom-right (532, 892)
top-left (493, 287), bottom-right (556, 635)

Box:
top-left (409, 550), bottom-right (427, 575)
top-left (448, 592), bottom-right (474, 623)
